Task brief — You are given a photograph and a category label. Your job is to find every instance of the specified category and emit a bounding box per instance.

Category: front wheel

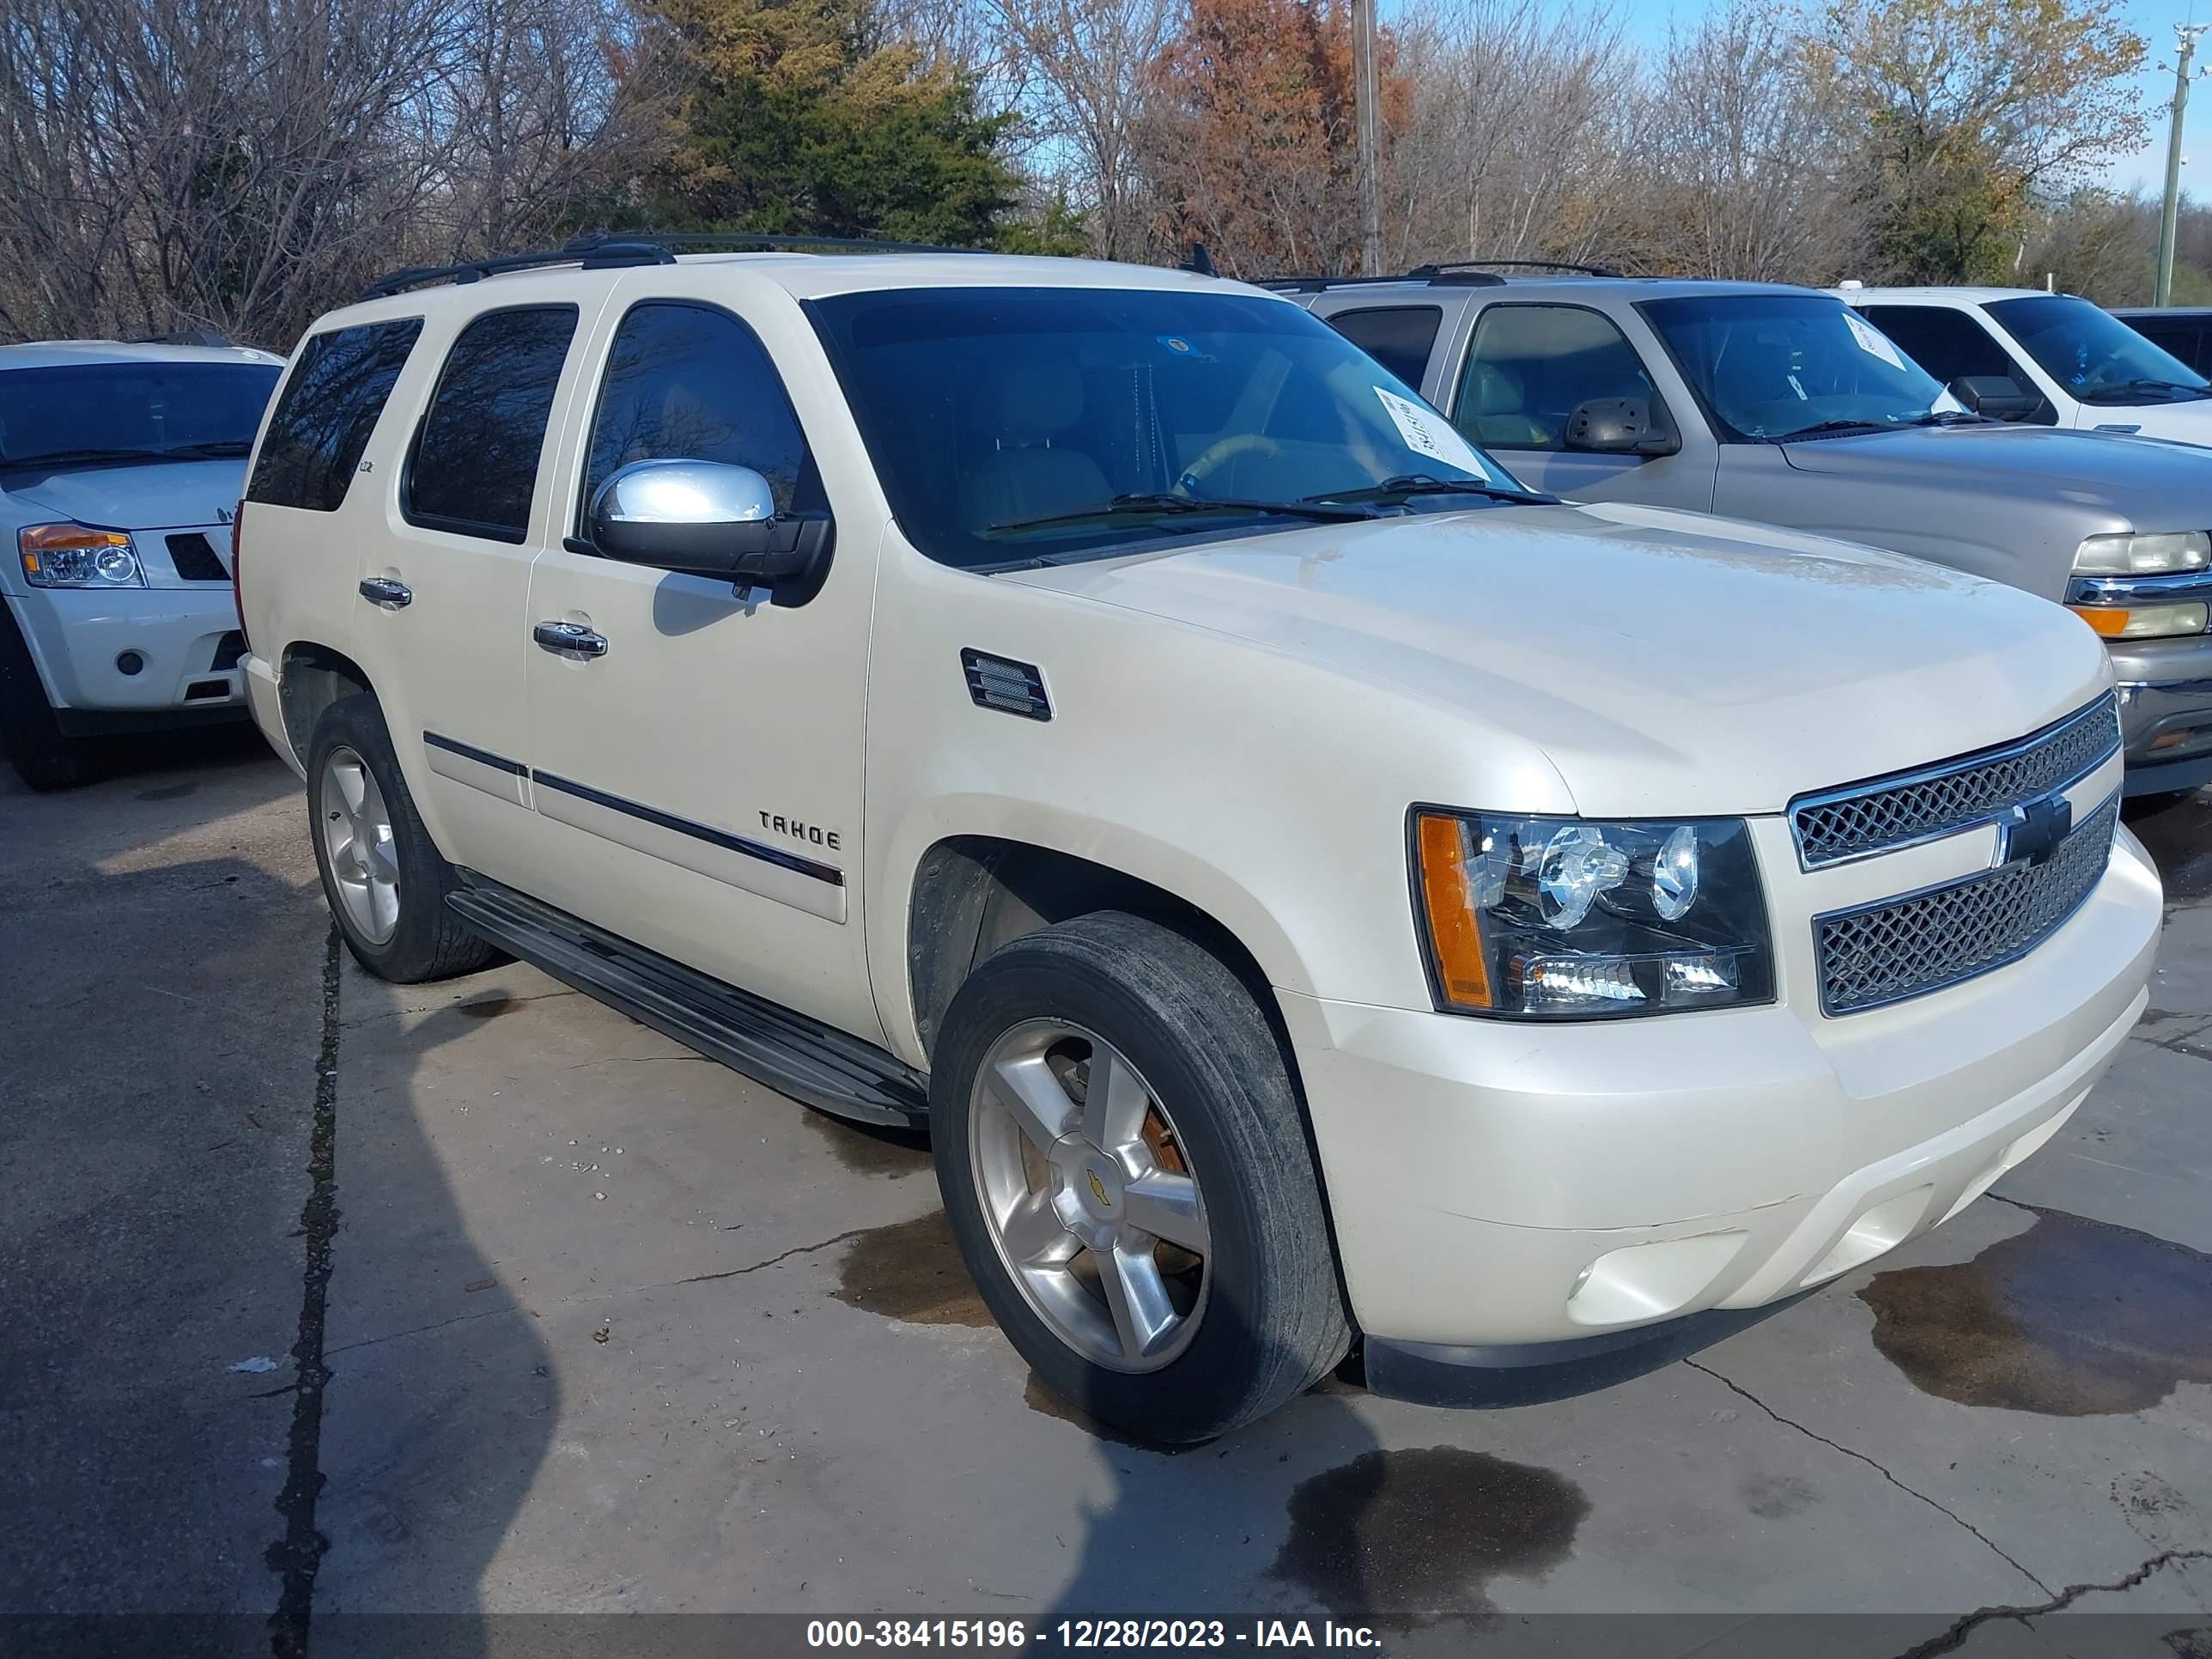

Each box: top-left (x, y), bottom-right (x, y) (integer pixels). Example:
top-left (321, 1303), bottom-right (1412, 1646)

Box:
top-left (931, 912), bottom-right (1350, 1443)
top-left (307, 694), bottom-right (496, 981)
top-left (0, 611), bottom-right (94, 791)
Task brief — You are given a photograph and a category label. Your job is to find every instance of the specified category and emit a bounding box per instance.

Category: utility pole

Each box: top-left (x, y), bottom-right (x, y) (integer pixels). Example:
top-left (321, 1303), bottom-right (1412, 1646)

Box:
top-left (1351, 0), bottom-right (1382, 276)
top-left (2157, 23), bottom-right (2209, 307)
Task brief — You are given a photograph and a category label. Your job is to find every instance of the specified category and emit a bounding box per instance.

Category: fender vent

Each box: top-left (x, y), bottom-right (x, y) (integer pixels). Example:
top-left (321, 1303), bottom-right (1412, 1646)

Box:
top-left (961, 649), bottom-right (1051, 721)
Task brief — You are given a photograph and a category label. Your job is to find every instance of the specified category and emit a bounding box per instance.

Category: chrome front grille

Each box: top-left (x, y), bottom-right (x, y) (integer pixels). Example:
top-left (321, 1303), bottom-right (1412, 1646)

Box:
top-left (1814, 797), bottom-right (2118, 1016)
top-left (1789, 693), bottom-right (2119, 869)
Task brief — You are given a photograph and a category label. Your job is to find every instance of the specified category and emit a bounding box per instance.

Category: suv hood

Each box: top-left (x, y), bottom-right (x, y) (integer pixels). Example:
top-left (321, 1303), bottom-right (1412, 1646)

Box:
top-left (1002, 502), bottom-right (2110, 817)
top-left (3, 459), bottom-right (246, 532)
top-left (1780, 421), bottom-right (2212, 511)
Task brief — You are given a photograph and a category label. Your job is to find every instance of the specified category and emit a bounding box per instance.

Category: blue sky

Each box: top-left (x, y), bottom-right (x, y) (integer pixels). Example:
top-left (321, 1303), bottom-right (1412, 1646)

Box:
top-left (1595, 0), bottom-right (2212, 198)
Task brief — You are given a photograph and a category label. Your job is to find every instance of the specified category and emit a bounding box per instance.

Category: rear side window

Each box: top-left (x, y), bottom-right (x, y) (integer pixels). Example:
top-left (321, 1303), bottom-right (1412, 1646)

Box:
top-left (247, 319), bottom-right (422, 512)
top-left (405, 306), bottom-right (579, 543)
top-left (1328, 306), bottom-right (1443, 389)
top-left (580, 301), bottom-right (818, 520)
top-left (1856, 306), bottom-right (2018, 384)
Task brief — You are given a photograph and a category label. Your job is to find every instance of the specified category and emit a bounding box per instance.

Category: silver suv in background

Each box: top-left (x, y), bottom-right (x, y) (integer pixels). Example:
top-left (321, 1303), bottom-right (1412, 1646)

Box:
top-left (0, 341), bottom-right (283, 789)
top-left (1291, 270), bottom-right (2212, 799)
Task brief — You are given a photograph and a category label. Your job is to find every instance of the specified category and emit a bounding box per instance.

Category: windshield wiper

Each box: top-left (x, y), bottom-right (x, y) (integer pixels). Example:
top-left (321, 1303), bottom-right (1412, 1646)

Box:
top-left (2078, 378), bottom-right (2212, 404)
top-left (158, 440), bottom-right (253, 459)
top-left (1304, 473), bottom-right (1557, 507)
top-left (0, 446), bottom-right (173, 471)
top-left (989, 492), bottom-right (1375, 535)
top-left (1902, 410), bottom-right (1990, 427)
top-left (1773, 418), bottom-right (1892, 441)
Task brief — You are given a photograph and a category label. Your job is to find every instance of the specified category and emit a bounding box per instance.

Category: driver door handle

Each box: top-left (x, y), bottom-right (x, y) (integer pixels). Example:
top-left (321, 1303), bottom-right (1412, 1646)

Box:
top-left (533, 620), bottom-right (607, 659)
top-left (358, 577), bottom-right (411, 609)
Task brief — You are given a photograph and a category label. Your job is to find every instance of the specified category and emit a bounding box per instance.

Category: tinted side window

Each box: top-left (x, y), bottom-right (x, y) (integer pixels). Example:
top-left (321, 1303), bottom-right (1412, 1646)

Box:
top-left (1454, 305), bottom-right (1654, 450)
top-left (247, 320), bottom-right (422, 512)
top-left (1856, 306), bottom-right (2018, 383)
top-left (1328, 306), bottom-right (1443, 389)
top-left (2122, 316), bottom-right (2207, 376)
top-left (405, 306), bottom-right (579, 543)
top-left (581, 301), bottom-right (819, 522)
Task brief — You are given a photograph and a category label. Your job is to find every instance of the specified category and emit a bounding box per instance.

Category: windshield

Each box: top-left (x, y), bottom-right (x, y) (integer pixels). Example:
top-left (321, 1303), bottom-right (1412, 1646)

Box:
top-left (805, 287), bottom-right (1526, 569)
top-left (1984, 295), bottom-right (2212, 404)
top-left (1642, 293), bottom-right (1958, 441)
top-left (0, 362), bottom-right (280, 473)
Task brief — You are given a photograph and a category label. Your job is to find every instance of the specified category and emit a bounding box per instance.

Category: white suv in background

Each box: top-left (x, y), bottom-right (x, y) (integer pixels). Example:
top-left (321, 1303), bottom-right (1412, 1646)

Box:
top-left (0, 341), bottom-right (283, 789)
top-left (1835, 284), bottom-right (2212, 443)
top-left (237, 238), bottom-right (2160, 1441)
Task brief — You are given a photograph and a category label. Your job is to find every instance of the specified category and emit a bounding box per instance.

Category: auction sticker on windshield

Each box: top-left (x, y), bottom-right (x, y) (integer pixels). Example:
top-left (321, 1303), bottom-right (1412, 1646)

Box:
top-left (1844, 311), bottom-right (1907, 371)
top-left (1374, 386), bottom-right (1492, 480)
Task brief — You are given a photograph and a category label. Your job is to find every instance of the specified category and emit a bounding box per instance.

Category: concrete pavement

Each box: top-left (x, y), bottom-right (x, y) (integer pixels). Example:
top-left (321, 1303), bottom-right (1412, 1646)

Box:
top-left (3, 739), bottom-right (2209, 1655)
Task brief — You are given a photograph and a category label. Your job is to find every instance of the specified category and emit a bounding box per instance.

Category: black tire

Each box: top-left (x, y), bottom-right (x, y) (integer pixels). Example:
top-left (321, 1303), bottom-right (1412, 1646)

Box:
top-left (0, 608), bottom-right (95, 791)
top-left (307, 694), bottom-right (496, 982)
top-left (931, 912), bottom-right (1351, 1443)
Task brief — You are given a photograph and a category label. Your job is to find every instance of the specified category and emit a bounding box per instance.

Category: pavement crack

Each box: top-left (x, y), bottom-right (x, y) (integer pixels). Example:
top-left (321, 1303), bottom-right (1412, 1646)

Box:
top-left (1895, 1550), bottom-right (2212, 1657)
top-left (264, 923), bottom-right (343, 1659)
top-left (1682, 1358), bottom-right (2052, 1597)
top-left (673, 1225), bottom-right (877, 1285)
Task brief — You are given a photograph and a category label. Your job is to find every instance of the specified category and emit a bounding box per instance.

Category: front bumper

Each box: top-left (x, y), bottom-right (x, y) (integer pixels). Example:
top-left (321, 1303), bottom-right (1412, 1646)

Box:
top-left (1282, 811), bottom-right (2161, 1351)
top-left (2111, 632), bottom-right (2212, 793)
top-left (5, 586), bottom-right (247, 720)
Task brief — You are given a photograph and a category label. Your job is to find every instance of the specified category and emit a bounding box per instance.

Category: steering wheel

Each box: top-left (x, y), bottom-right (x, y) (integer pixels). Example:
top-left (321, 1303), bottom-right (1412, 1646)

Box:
top-left (1174, 433), bottom-right (1279, 495)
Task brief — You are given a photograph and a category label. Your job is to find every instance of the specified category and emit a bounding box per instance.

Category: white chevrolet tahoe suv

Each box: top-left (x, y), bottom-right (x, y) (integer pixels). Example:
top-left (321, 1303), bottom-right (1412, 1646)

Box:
top-left (237, 238), bottom-right (2162, 1442)
top-left (1, 341), bottom-right (283, 789)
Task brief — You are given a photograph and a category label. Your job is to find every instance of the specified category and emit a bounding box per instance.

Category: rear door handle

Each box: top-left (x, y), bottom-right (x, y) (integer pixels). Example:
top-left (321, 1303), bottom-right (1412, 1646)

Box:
top-left (359, 577), bottom-right (411, 609)
top-left (533, 620), bottom-right (607, 659)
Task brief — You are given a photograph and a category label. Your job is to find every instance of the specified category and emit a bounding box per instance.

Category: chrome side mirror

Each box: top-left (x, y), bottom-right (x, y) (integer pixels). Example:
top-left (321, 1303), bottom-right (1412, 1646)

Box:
top-left (586, 459), bottom-right (833, 604)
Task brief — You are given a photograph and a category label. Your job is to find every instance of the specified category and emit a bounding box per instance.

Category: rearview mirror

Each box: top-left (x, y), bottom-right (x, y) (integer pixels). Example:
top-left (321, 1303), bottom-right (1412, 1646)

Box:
top-left (1947, 375), bottom-right (2040, 422)
top-left (586, 459), bottom-right (833, 605)
top-left (1565, 397), bottom-right (1680, 457)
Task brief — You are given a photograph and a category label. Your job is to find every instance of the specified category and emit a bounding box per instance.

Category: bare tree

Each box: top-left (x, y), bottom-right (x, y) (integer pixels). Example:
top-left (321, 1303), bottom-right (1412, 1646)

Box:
top-left (0, 0), bottom-right (664, 349)
top-left (993, 0), bottom-right (1173, 258)
top-left (1384, 0), bottom-right (1643, 271)
top-left (1635, 0), bottom-right (1857, 280)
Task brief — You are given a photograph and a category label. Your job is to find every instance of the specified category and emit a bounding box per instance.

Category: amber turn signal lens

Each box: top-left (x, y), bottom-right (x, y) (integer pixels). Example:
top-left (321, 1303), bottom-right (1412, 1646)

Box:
top-left (2069, 602), bottom-right (2210, 640)
top-left (1415, 812), bottom-right (1493, 1010)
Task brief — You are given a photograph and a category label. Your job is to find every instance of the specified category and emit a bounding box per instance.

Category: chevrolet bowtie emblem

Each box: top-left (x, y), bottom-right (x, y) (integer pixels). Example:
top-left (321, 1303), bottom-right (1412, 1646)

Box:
top-left (1996, 793), bottom-right (2073, 870)
top-left (1087, 1170), bottom-right (1109, 1204)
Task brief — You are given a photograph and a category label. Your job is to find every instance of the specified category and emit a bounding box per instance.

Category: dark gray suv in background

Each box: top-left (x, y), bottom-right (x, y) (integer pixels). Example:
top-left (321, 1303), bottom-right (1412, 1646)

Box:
top-left (1289, 270), bottom-right (2212, 799)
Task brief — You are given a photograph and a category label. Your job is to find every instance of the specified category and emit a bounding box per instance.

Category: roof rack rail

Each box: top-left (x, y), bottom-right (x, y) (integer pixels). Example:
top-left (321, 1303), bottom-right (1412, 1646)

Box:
top-left (1408, 258), bottom-right (1623, 278)
top-left (1259, 270), bottom-right (1506, 293)
top-left (130, 327), bottom-right (237, 347)
top-left (355, 229), bottom-right (994, 301)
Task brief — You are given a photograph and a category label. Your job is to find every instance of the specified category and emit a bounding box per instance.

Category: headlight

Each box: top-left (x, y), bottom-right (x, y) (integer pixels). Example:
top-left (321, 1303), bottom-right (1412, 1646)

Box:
top-left (2073, 532), bottom-right (2209, 574)
top-left (18, 523), bottom-right (144, 587)
top-left (1412, 810), bottom-right (1773, 1019)
top-left (2069, 599), bottom-right (2209, 640)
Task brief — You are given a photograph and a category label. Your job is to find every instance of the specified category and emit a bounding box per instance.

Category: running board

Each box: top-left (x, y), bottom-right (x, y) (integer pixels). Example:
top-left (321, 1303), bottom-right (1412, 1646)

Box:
top-left (447, 874), bottom-right (928, 1129)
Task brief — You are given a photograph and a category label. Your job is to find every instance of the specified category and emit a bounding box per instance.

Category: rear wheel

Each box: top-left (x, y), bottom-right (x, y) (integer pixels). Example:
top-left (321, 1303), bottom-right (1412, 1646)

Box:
top-left (307, 694), bottom-right (496, 981)
top-left (931, 912), bottom-right (1349, 1443)
top-left (0, 610), bottom-right (94, 792)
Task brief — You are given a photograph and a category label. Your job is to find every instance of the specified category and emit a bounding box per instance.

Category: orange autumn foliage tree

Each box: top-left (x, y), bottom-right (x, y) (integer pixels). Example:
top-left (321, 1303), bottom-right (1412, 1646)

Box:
top-left (1142, 0), bottom-right (1408, 278)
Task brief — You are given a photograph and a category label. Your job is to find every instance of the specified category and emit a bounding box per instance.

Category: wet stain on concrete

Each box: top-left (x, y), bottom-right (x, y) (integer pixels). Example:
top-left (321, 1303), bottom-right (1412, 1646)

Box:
top-left (1022, 1371), bottom-right (1160, 1452)
top-left (1740, 1472), bottom-right (1820, 1520)
top-left (2127, 792), bottom-right (2212, 903)
top-left (1270, 1447), bottom-right (1589, 1626)
top-left (2165, 1630), bottom-right (2212, 1659)
top-left (454, 992), bottom-right (517, 1018)
top-left (805, 1108), bottom-right (933, 1176)
top-left (1859, 1203), bottom-right (2212, 1415)
top-left (135, 781), bottom-right (198, 802)
top-left (833, 1210), bottom-right (992, 1328)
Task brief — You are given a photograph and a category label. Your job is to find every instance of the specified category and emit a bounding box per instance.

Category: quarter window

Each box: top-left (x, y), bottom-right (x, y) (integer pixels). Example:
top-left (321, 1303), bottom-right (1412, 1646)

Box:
top-left (1453, 305), bottom-right (1656, 450)
top-left (247, 320), bottom-right (422, 513)
top-left (1328, 306), bottom-right (1443, 390)
top-left (580, 301), bottom-right (820, 524)
top-left (405, 306), bottom-right (579, 543)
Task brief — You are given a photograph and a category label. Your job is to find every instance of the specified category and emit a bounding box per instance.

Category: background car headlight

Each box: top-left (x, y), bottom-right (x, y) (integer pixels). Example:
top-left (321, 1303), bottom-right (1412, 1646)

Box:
top-left (1413, 810), bottom-right (1773, 1018)
top-left (18, 523), bottom-right (144, 587)
top-left (2072, 531), bottom-right (2209, 574)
